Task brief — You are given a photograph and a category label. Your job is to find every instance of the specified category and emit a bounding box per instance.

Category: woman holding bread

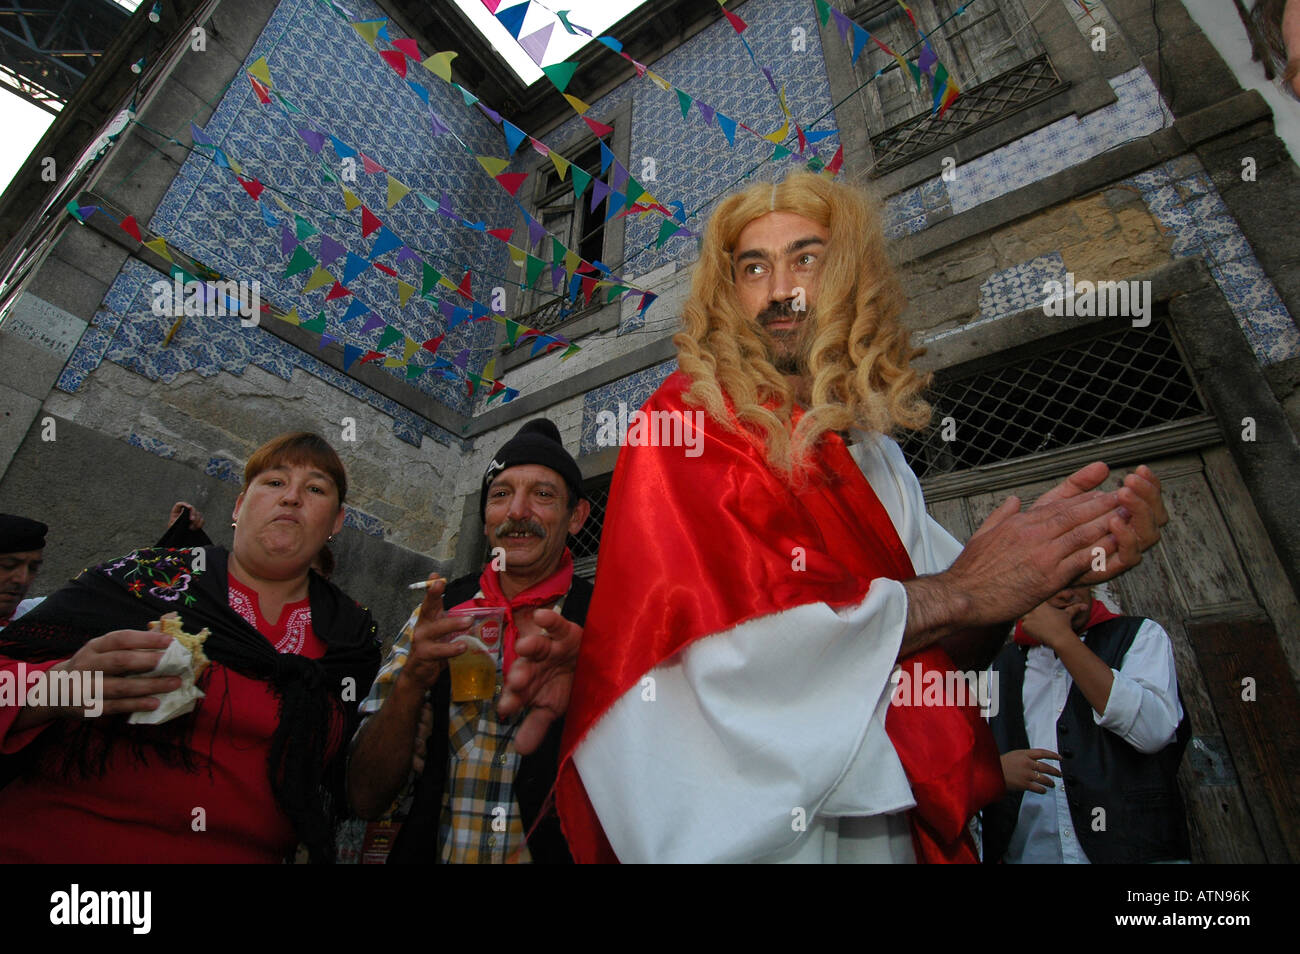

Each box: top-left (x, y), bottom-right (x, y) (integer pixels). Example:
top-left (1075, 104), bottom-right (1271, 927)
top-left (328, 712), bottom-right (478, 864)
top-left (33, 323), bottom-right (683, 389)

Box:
top-left (0, 432), bottom-right (379, 862)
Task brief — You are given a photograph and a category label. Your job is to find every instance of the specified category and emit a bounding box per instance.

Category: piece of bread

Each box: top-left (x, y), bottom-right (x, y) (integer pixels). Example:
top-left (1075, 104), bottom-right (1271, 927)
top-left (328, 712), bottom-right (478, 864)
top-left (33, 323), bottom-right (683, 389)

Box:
top-left (149, 612), bottom-right (210, 679)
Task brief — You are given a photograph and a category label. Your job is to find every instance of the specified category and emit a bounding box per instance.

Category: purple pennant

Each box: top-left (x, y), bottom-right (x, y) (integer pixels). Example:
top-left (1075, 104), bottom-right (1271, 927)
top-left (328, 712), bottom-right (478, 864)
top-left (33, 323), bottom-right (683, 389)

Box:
top-left (319, 333), bottom-right (336, 349)
top-left (761, 66), bottom-right (777, 94)
top-left (919, 42), bottom-right (937, 75)
top-left (190, 122), bottom-right (214, 146)
top-left (519, 22), bottom-right (554, 66)
top-left (526, 214), bottom-right (547, 248)
top-left (297, 127), bottom-right (326, 153)
top-left (429, 111), bottom-right (450, 136)
top-left (360, 313), bottom-right (385, 334)
top-left (831, 8), bottom-right (853, 43)
top-left (318, 234), bottom-right (346, 267)
top-left (611, 162), bottom-right (628, 189)
top-left (395, 246), bottom-right (418, 265)
top-left (477, 102), bottom-right (502, 125)
top-left (437, 192), bottom-right (455, 218)
top-left (452, 348), bottom-right (470, 368)
top-left (551, 264), bottom-right (564, 291)
top-left (697, 101), bottom-right (715, 126)
top-left (280, 224), bottom-right (297, 257)
top-left (590, 177), bottom-right (611, 212)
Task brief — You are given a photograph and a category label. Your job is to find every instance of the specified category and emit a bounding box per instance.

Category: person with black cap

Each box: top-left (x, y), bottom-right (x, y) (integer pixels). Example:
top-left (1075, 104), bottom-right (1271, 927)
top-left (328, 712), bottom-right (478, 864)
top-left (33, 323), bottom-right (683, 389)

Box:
top-left (347, 418), bottom-right (592, 863)
top-left (0, 515), bottom-right (47, 630)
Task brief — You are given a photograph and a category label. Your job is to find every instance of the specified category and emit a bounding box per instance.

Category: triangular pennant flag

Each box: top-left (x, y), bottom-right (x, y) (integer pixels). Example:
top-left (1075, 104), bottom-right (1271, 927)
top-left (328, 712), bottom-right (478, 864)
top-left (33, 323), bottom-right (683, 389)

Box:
top-left (562, 93), bottom-right (591, 114)
top-left (525, 255), bottom-right (546, 287)
top-left (763, 120), bottom-right (790, 144)
top-left (826, 144), bottom-right (844, 174)
top-left (370, 227), bottom-right (403, 259)
top-left (550, 237), bottom-right (566, 264)
top-left (284, 245), bottom-right (318, 278)
top-left (341, 300), bottom-right (370, 324)
top-left (519, 22), bottom-right (554, 65)
top-left (319, 334), bottom-right (338, 350)
top-left (646, 71), bottom-right (671, 92)
top-left (280, 224), bottom-right (297, 257)
top-left (408, 78), bottom-right (432, 104)
top-left (342, 252), bottom-right (370, 285)
top-left (361, 206), bottom-right (383, 237)
top-left (406, 365), bottom-right (428, 381)
top-left (120, 216), bottom-right (142, 242)
top-left (403, 337), bottom-right (420, 362)
top-left (527, 136), bottom-right (549, 156)
top-left (299, 311), bottom-right (327, 333)
top-left (272, 91), bottom-right (301, 114)
top-left (599, 141), bottom-right (615, 173)
top-left (452, 348), bottom-right (470, 368)
top-left (556, 9), bottom-right (590, 35)
top-left (583, 116), bottom-right (614, 137)
top-left (144, 237), bottom-right (173, 261)
top-left (342, 188), bottom-right (362, 210)
top-left (721, 6), bottom-right (747, 33)
top-left (476, 154), bottom-right (510, 177)
top-left (421, 263), bottom-right (443, 295)
top-left (248, 76), bottom-right (272, 104)
top-left (773, 143), bottom-right (792, 161)
top-left (360, 154), bottom-right (385, 174)
top-left (342, 343), bottom-right (365, 370)
top-left (211, 148), bottom-right (231, 170)
top-left (456, 84), bottom-right (479, 107)
top-left (361, 314), bottom-right (385, 334)
top-left (247, 56), bottom-right (272, 87)
top-left (423, 51), bottom-right (457, 82)
top-left (279, 307), bottom-right (301, 326)
top-left (487, 227), bottom-right (514, 241)
top-left (325, 282), bottom-right (353, 302)
top-left (428, 111), bottom-right (450, 136)
top-left (378, 326), bottom-right (404, 350)
top-left (351, 19), bottom-right (384, 48)
top-left (383, 357), bottom-right (405, 368)
top-left (907, 59), bottom-right (923, 90)
top-left (548, 151), bottom-right (570, 181)
top-left (502, 120), bottom-right (528, 155)
top-left (360, 350), bottom-right (385, 365)
top-left (596, 35), bottom-right (622, 52)
top-left (379, 50), bottom-right (408, 77)
top-left (495, 172), bottom-right (529, 196)
top-left (495, 1), bottom-right (529, 38)
top-left (851, 24), bottom-right (870, 64)
top-left (373, 262), bottom-right (397, 277)
top-left (814, 0), bottom-right (832, 27)
top-left (542, 61), bottom-right (579, 92)
top-left (570, 166), bottom-right (592, 198)
top-left (238, 177), bottom-right (265, 200)
top-left (295, 214), bottom-right (318, 241)
top-left (932, 61), bottom-right (950, 111)
top-left (396, 246), bottom-right (419, 265)
top-left (297, 127), bottom-right (326, 153)
top-left (397, 280), bottom-right (417, 307)
top-left (831, 7), bottom-right (853, 42)
top-left (422, 335), bottom-right (445, 355)
top-left (190, 122), bottom-right (214, 146)
top-left (604, 190), bottom-right (626, 221)
top-left (676, 88), bottom-right (694, 119)
top-left (919, 42), bottom-right (937, 75)
top-left (385, 175), bottom-right (410, 208)
top-left (392, 37), bottom-right (421, 59)
top-left (624, 175), bottom-right (646, 204)
top-left (590, 177), bottom-right (611, 211)
top-left (505, 319), bottom-right (521, 346)
top-left (457, 271), bottom-right (473, 300)
top-left (526, 214), bottom-right (547, 248)
top-left (302, 268), bottom-right (335, 294)
top-left (716, 113), bottom-right (737, 146)
top-left (259, 201), bottom-right (279, 228)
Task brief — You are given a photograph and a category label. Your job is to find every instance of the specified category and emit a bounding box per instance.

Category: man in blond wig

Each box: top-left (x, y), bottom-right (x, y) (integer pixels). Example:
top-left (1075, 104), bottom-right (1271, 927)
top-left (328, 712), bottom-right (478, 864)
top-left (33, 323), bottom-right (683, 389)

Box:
top-left (554, 172), bottom-right (1169, 863)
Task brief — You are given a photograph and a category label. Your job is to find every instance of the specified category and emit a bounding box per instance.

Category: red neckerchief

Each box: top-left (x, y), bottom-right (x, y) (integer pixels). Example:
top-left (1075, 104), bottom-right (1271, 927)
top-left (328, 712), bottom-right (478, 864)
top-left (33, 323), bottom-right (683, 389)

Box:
top-left (1013, 598), bottom-right (1119, 647)
top-left (557, 371), bottom-right (1004, 863)
top-left (471, 548), bottom-right (574, 677)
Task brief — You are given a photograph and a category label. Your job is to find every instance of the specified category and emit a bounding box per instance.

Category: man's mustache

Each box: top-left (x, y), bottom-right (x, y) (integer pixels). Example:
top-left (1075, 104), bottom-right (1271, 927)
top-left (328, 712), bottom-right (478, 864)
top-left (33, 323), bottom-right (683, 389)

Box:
top-left (494, 517), bottom-right (547, 539)
top-left (756, 301), bottom-right (800, 325)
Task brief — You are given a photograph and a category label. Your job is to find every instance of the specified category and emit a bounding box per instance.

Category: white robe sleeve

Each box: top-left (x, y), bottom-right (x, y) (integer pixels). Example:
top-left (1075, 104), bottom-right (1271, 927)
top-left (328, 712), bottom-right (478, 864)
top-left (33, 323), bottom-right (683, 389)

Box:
top-left (573, 433), bottom-right (966, 863)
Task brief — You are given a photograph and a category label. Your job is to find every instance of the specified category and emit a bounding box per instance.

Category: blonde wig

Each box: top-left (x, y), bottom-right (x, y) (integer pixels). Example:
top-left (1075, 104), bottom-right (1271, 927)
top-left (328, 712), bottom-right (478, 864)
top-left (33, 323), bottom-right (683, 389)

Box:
top-left (674, 171), bottom-right (932, 480)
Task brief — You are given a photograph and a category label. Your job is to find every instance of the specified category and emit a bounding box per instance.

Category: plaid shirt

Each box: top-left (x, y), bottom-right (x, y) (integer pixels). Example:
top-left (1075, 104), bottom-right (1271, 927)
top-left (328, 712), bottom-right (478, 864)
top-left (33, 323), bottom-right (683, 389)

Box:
top-left (357, 590), bottom-right (566, 864)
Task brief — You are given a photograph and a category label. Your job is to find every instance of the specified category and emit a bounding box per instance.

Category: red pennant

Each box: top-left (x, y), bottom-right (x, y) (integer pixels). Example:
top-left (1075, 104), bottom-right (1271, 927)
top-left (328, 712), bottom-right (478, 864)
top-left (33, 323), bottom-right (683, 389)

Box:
top-left (583, 116), bottom-right (614, 137)
top-left (325, 282), bottom-right (353, 301)
top-left (120, 215), bottom-right (142, 242)
top-left (796, 124), bottom-right (807, 154)
top-left (238, 177), bottom-right (265, 201)
top-left (722, 8), bottom-right (747, 33)
top-left (487, 227), bottom-right (514, 241)
top-left (494, 172), bottom-right (528, 196)
top-left (457, 271), bottom-right (473, 300)
top-left (379, 50), bottom-right (408, 77)
top-left (361, 154), bottom-right (385, 174)
top-left (372, 262), bottom-right (398, 276)
top-left (391, 38), bottom-right (421, 59)
top-left (248, 75), bottom-right (272, 104)
top-left (360, 350), bottom-right (385, 364)
top-left (361, 206), bottom-right (383, 237)
top-left (466, 379), bottom-right (476, 399)
top-left (826, 144), bottom-right (844, 174)
top-left (580, 275), bottom-right (597, 304)
top-left (422, 334), bottom-right (445, 354)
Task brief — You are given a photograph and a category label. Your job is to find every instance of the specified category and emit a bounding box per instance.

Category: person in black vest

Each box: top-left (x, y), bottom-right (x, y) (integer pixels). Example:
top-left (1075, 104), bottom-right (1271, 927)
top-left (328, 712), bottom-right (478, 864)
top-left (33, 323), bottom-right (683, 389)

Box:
top-left (983, 584), bottom-right (1191, 863)
top-left (347, 419), bottom-right (591, 863)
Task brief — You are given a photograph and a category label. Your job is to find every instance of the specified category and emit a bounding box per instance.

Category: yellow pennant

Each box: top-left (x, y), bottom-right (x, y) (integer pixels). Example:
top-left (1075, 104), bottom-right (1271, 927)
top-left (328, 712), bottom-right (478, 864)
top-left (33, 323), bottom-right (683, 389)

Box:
top-left (763, 120), bottom-right (790, 144)
top-left (247, 57), bottom-right (273, 88)
top-left (481, 357), bottom-right (497, 380)
top-left (396, 281), bottom-right (416, 307)
top-left (422, 51), bottom-right (458, 83)
top-left (476, 155), bottom-right (510, 177)
top-left (279, 306), bottom-right (301, 326)
top-left (386, 175), bottom-right (410, 208)
top-left (341, 187), bottom-right (362, 211)
top-left (562, 249), bottom-right (581, 275)
top-left (383, 356), bottom-right (405, 368)
top-left (351, 20), bottom-right (383, 49)
top-left (646, 71), bottom-right (671, 92)
top-left (563, 93), bottom-right (591, 114)
top-left (272, 193), bottom-right (293, 213)
top-left (548, 151), bottom-right (570, 181)
top-left (402, 337), bottom-right (420, 363)
top-left (506, 244), bottom-right (527, 268)
top-left (144, 237), bottom-right (173, 262)
top-left (302, 267), bottom-right (334, 294)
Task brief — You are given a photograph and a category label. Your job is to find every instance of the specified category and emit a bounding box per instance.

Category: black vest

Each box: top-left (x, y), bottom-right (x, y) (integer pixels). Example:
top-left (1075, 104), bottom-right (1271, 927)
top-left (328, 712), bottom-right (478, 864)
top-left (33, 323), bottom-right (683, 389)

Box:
top-left (982, 616), bottom-right (1191, 864)
top-left (386, 572), bottom-right (593, 864)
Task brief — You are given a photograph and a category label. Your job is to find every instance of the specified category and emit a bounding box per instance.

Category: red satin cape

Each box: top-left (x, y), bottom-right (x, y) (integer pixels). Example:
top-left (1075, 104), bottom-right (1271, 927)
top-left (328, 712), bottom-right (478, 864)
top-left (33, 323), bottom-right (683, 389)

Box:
top-left (556, 372), bottom-right (1003, 863)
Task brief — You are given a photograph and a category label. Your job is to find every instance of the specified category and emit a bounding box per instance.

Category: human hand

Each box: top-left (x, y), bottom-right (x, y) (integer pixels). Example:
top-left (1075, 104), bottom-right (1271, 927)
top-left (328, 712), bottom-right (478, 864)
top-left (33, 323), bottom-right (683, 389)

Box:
top-left (1019, 601), bottom-right (1078, 651)
top-left (53, 629), bottom-right (183, 718)
top-left (499, 607), bottom-right (582, 756)
top-left (168, 501), bottom-right (205, 531)
top-left (411, 700), bottom-right (434, 775)
top-left (395, 576), bottom-right (470, 693)
top-left (1001, 749), bottom-right (1062, 794)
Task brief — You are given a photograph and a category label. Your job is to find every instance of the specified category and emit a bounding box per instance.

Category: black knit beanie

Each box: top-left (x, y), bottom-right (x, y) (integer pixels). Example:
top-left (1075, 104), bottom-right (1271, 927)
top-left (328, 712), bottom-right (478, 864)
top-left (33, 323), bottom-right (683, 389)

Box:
top-left (479, 419), bottom-right (583, 519)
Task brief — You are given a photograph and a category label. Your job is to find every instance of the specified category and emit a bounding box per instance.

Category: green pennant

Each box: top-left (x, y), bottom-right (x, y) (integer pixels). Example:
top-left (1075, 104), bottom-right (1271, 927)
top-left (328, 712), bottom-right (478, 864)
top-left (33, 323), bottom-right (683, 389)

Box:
top-left (505, 320), bottom-right (521, 346)
top-left (676, 88), bottom-right (693, 120)
top-left (406, 365), bottom-right (426, 380)
top-left (377, 326), bottom-right (403, 350)
top-left (571, 166), bottom-right (592, 199)
top-left (551, 237), bottom-right (566, 264)
top-left (814, 0), bottom-right (831, 27)
top-left (655, 217), bottom-right (680, 248)
top-left (561, 343), bottom-right (580, 361)
top-left (625, 175), bottom-right (645, 204)
top-left (299, 311), bottom-right (327, 333)
top-left (606, 284), bottom-right (629, 304)
top-left (525, 254), bottom-right (546, 288)
top-left (807, 155), bottom-right (826, 172)
top-left (541, 61), bottom-right (579, 93)
top-left (772, 144), bottom-right (792, 162)
top-left (283, 245), bottom-right (317, 278)
top-left (294, 214), bottom-right (318, 241)
top-left (273, 91), bottom-right (301, 114)
top-left (421, 263), bottom-right (442, 295)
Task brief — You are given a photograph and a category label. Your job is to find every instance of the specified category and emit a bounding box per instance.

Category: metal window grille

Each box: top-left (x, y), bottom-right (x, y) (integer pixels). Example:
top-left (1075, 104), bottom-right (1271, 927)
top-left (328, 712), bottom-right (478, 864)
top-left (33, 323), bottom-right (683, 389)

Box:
top-left (869, 53), bottom-right (1065, 176)
top-left (512, 295), bottom-right (599, 337)
top-left (897, 320), bottom-right (1207, 480)
top-left (570, 474), bottom-right (613, 580)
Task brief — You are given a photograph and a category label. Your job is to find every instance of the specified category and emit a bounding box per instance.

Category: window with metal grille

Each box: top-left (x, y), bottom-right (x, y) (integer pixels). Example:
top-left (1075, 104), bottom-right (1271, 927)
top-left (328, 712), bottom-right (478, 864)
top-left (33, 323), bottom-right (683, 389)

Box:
top-left (898, 319), bottom-right (1208, 480)
top-left (570, 473), bottom-right (613, 581)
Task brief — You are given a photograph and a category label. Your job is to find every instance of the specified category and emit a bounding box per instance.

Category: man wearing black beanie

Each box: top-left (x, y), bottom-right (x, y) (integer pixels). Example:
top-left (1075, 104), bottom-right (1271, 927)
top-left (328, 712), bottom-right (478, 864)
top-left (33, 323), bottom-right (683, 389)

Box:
top-left (348, 418), bottom-right (592, 863)
top-left (0, 515), bottom-right (46, 630)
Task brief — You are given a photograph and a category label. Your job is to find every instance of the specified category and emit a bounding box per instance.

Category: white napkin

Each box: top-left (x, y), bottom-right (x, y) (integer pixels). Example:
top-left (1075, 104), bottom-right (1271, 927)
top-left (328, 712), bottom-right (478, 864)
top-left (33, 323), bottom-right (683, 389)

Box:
top-left (128, 639), bottom-right (206, 725)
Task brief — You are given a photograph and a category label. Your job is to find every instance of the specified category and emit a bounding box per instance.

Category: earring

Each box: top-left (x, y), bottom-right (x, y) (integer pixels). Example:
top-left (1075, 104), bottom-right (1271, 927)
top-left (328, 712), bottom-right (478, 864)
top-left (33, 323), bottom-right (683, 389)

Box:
top-left (327, 534), bottom-right (335, 543)
top-left (231, 521), bottom-right (237, 528)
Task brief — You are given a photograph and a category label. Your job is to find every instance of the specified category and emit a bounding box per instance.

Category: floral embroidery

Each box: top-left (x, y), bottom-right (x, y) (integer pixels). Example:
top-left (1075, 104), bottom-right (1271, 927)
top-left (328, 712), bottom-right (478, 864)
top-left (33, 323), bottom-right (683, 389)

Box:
top-left (103, 548), bottom-right (203, 604)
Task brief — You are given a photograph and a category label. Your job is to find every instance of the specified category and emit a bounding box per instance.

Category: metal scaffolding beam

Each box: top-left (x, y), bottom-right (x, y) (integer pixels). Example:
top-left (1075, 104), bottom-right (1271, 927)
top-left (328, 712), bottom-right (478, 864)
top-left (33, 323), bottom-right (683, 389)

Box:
top-left (0, 0), bottom-right (130, 112)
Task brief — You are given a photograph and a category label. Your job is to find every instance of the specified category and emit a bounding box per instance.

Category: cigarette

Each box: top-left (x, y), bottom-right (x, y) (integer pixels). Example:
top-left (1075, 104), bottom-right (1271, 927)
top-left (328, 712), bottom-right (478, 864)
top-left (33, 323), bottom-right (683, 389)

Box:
top-left (408, 577), bottom-right (445, 590)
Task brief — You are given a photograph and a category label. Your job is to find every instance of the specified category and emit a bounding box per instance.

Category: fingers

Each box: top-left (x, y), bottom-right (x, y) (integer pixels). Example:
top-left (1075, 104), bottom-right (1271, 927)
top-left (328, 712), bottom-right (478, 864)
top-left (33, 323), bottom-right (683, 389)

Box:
top-left (1027, 749), bottom-right (1061, 760)
top-left (513, 708), bottom-right (557, 757)
top-left (97, 630), bottom-right (174, 653)
top-left (971, 496), bottom-right (1021, 539)
top-left (416, 574), bottom-right (447, 623)
top-left (1033, 461), bottom-right (1110, 507)
top-left (102, 675), bottom-right (183, 700)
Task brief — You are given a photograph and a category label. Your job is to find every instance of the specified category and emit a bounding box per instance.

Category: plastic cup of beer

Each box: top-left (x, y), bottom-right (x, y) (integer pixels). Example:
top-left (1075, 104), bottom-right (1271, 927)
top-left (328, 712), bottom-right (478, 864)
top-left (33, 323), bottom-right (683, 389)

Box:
top-left (443, 607), bottom-right (505, 703)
